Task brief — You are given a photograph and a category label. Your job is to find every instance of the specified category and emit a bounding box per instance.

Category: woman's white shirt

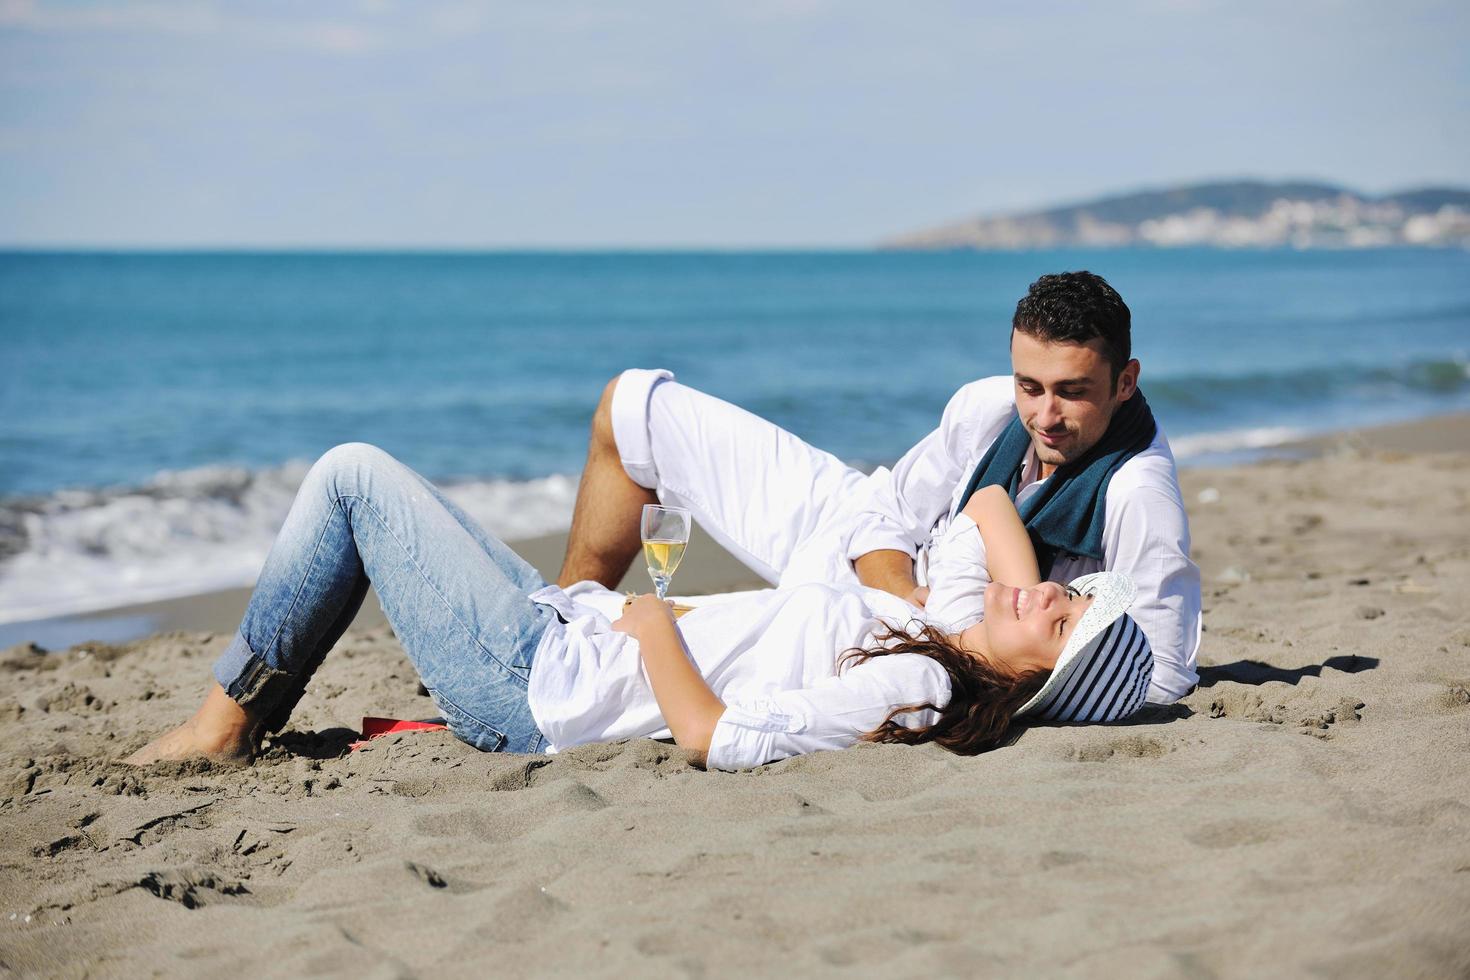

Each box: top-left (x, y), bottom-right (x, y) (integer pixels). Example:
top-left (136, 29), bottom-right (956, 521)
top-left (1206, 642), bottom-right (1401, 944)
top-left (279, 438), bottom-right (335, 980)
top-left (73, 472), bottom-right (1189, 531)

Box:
top-left (525, 582), bottom-right (950, 771)
top-left (919, 512), bottom-right (990, 633)
top-left (916, 450), bottom-right (1070, 633)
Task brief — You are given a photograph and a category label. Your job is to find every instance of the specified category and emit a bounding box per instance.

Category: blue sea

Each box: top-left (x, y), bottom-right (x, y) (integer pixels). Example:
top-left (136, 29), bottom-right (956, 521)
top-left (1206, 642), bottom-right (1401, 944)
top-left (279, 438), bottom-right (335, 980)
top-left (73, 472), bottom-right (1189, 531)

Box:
top-left (2, 248), bottom-right (1468, 625)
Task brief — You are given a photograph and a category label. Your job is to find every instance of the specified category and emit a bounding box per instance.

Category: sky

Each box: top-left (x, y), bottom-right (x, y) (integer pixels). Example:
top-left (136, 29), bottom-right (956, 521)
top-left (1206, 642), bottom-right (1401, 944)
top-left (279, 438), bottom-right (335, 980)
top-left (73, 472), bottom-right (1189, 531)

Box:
top-left (0, 0), bottom-right (1467, 247)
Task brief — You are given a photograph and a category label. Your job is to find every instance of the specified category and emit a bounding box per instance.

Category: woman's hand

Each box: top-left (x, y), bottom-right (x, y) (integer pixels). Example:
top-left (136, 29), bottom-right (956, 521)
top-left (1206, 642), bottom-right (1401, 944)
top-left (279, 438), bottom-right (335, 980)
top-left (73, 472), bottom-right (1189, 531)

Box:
top-left (612, 593), bottom-right (676, 637)
top-left (611, 592), bottom-right (722, 766)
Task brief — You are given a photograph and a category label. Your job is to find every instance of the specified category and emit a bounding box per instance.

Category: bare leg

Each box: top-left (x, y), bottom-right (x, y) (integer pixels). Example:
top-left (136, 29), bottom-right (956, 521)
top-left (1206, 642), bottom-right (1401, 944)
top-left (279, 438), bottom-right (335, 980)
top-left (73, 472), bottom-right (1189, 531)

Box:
top-left (124, 682), bottom-right (258, 765)
top-left (557, 376), bottom-right (657, 589)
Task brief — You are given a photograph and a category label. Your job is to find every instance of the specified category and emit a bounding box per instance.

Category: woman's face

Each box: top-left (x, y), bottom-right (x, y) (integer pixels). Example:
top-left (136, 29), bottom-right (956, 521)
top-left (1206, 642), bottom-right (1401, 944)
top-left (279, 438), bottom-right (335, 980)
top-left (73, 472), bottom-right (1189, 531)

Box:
top-left (980, 581), bottom-right (1094, 674)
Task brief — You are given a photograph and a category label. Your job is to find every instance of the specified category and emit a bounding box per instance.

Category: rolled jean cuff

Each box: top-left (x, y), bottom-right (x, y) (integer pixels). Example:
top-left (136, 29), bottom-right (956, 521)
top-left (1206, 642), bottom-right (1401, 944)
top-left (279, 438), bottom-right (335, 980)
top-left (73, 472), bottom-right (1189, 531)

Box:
top-left (610, 367), bottom-right (674, 489)
top-left (212, 632), bottom-right (300, 732)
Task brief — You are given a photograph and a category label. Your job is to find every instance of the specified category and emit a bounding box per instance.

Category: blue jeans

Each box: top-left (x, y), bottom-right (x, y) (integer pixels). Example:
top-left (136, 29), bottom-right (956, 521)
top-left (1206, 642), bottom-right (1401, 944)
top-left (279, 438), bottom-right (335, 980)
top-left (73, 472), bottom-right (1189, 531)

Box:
top-left (212, 443), bottom-right (553, 753)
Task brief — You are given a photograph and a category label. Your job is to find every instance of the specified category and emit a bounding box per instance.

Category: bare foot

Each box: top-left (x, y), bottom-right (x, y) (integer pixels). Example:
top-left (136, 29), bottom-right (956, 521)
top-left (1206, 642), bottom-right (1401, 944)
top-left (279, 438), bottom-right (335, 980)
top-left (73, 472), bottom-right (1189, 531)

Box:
top-left (123, 717), bottom-right (255, 766)
top-left (123, 682), bottom-right (259, 766)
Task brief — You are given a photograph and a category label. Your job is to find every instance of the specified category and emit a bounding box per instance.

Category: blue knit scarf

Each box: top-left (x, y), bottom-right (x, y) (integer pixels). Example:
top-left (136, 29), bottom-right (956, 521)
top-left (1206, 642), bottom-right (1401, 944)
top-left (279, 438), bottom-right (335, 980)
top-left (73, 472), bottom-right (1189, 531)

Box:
top-left (953, 389), bottom-right (1157, 577)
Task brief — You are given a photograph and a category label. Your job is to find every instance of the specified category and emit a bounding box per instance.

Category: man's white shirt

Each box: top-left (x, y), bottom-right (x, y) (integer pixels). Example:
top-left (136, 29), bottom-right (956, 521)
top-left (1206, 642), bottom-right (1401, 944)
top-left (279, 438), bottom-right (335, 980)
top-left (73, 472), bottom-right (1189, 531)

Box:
top-left (835, 375), bottom-right (1201, 703)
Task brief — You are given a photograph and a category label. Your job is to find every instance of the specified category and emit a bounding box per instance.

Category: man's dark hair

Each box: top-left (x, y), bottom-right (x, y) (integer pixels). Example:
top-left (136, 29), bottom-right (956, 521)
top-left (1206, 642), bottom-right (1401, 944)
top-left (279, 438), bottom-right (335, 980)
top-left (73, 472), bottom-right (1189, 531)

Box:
top-left (1012, 271), bottom-right (1132, 382)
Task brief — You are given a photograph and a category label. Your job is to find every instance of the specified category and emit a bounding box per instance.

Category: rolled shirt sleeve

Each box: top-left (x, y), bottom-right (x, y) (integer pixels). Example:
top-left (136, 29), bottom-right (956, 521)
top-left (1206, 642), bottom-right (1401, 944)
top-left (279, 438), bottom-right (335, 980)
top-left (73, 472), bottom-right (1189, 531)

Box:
top-left (704, 655), bottom-right (950, 771)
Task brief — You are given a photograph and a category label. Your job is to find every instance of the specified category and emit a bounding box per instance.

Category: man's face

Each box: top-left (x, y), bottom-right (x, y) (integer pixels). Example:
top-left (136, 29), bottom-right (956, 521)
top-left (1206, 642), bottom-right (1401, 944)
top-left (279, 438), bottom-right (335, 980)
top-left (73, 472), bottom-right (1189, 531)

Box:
top-left (1010, 331), bottom-right (1139, 474)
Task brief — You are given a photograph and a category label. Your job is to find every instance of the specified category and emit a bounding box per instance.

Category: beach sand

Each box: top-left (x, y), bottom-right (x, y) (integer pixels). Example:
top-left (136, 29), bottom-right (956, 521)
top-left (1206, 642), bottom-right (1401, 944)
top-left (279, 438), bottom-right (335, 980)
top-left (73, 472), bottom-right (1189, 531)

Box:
top-left (2, 417), bottom-right (1469, 976)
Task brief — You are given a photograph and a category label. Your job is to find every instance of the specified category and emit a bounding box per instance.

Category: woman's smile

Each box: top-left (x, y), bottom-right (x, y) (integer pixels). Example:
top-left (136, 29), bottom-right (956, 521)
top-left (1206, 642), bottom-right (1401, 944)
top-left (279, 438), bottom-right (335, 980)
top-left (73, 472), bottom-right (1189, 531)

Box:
top-left (1009, 584), bottom-right (1049, 619)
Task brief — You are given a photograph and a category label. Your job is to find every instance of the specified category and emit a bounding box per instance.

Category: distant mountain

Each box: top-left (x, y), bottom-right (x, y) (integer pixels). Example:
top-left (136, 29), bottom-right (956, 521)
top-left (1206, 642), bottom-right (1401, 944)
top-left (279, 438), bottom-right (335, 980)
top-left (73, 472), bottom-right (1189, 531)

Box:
top-left (884, 180), bottom-right (1470, 250)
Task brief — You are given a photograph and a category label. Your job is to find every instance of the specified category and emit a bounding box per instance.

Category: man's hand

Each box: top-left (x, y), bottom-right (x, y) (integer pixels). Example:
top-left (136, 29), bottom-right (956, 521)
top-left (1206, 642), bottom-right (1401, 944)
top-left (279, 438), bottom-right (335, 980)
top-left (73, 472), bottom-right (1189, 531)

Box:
top-left (854, 549), bottom-right (923, 604)
top-left (612, 594), bottom-right (676, 637)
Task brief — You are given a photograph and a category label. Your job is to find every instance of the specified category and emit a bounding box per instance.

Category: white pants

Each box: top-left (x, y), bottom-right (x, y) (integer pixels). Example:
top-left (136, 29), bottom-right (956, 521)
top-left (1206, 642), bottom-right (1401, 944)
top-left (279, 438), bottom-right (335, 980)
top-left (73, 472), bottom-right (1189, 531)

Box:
top-left (610, 368), bottom-right (873, 588)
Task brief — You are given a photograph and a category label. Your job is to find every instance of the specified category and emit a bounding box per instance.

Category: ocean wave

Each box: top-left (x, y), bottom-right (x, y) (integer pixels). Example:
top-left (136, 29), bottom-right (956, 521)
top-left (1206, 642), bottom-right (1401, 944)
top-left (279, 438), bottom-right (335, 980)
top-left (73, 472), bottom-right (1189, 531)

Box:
top-left (0, 463), bottom-right (578, 624)
top-left (1146, 355), bottom-right (1470, 410)
top-left (1168, 426), bottom-right (1310, 461)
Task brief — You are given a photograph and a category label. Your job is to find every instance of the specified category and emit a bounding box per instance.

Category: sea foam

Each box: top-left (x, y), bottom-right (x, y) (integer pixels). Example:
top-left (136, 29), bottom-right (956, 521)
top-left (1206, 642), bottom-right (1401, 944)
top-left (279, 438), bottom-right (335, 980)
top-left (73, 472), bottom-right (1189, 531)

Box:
top-left (1168, 426), bottom-right (1310, 462)
top-left (0, 463), bottom-right (578, 624)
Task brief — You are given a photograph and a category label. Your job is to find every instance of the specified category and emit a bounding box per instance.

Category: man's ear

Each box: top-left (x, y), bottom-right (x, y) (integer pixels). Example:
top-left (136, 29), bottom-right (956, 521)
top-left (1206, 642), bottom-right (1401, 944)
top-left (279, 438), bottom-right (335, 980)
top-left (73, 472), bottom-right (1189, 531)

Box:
top-left (1115, 359), bottom-right (1140, 401)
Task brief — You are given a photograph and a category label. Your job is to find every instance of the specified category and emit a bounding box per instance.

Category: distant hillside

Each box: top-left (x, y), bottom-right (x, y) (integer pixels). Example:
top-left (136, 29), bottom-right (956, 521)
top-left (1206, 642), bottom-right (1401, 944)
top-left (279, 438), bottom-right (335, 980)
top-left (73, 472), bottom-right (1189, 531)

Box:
top-left (885, 180), bottom-right (1470, 250)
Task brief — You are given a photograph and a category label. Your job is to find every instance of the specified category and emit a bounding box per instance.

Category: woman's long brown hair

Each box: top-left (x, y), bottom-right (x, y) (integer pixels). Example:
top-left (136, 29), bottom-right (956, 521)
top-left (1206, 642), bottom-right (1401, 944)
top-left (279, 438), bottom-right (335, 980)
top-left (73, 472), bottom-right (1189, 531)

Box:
top-left (841, 622), bottom-right (1050, 756)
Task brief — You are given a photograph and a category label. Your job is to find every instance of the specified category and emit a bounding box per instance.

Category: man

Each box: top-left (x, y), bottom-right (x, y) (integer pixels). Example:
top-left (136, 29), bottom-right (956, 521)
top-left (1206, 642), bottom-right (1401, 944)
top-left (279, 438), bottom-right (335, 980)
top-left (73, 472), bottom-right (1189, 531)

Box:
top-left (557, 272), bottom-right (1200, 702)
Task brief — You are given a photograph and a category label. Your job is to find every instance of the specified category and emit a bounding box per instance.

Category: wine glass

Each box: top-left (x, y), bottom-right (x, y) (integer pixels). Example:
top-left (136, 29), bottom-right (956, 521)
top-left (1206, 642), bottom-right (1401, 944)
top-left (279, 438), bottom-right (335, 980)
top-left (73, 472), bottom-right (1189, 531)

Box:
top-left (640, 504), bottom-right (691, 601)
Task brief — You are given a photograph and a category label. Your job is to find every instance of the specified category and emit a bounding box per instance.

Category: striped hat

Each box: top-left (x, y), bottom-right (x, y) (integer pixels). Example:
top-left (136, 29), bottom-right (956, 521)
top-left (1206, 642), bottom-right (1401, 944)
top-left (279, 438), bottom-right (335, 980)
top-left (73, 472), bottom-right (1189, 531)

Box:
top-left (1014, 572), bottom-right (1153, 723)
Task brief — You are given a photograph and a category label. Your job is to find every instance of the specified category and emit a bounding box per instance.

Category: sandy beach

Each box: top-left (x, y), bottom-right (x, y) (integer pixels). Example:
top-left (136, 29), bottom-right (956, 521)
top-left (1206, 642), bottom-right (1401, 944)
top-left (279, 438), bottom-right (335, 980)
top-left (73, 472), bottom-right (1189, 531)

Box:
top-left (3, 416), bottom-right (1469, 977)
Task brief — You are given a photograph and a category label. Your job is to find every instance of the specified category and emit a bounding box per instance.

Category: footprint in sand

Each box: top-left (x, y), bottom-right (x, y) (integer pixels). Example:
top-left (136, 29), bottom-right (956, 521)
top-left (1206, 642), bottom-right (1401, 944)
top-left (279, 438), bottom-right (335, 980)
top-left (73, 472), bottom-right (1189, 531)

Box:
top-left (1039, 849), bottom-right (1089, 869)
top-left (403, 860), bottom-right (447, 889)
top-left (33, 834), bottom-right (91, 858)
top-left (1208, 689), bottom-right (1365, 738)
top-left (1066, 734), bottom-right (1170, 762)
top-left (1436, 684), bottom-right (1470, 711)
top-left (34, 683), bottom-right (111, 715)
top-left (400, 859), bottom-right (493, 897)
top-left (102, 869), bottom-right (252, 910)
top-left (1186, 819), bottom-right (1276, 849)
top-left (389, 775), bottom-right (437, 798)
top-left (551, 780), bottom-right (610, 812)
top-left (485, 756), bottom-right (555, 792)
top-left (414, 808), bottom-right (499, 839)
top-left (117, 801), bottom-right (219, 848)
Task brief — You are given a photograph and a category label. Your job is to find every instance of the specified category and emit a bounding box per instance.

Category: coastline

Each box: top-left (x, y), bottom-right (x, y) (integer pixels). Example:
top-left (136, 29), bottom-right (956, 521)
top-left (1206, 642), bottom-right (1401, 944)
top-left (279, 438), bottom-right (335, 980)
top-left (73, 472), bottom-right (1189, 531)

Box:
top-left (0, 523), bottom-right (767, 651)
top-left (1280, 409), bottom-right (1470, 456)
top-left (3, 410), bottom-right (1467, 652)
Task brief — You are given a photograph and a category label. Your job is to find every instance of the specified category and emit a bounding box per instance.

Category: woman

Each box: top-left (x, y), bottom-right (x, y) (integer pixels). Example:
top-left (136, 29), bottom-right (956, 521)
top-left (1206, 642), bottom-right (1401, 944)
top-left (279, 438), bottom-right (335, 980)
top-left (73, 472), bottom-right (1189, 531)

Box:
top-left (126, 443), bottom-right (1152, 771)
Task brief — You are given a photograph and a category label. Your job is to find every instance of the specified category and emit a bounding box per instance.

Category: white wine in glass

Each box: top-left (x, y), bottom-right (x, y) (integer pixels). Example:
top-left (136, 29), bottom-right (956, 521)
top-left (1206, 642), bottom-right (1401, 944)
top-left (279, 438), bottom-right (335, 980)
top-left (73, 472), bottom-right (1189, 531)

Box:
top-left (640, 504), bottom-right (692, 600)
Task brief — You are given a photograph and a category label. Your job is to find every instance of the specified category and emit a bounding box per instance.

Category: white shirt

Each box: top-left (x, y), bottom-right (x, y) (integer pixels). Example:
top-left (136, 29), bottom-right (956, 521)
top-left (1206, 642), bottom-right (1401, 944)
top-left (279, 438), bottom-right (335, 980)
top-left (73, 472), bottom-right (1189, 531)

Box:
top-left (831, 375), bottom-right (1202, 703)
top-left (921, 512), bottom-right (990, 633)
top-left (525, 581), bottom-right (950, 771)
